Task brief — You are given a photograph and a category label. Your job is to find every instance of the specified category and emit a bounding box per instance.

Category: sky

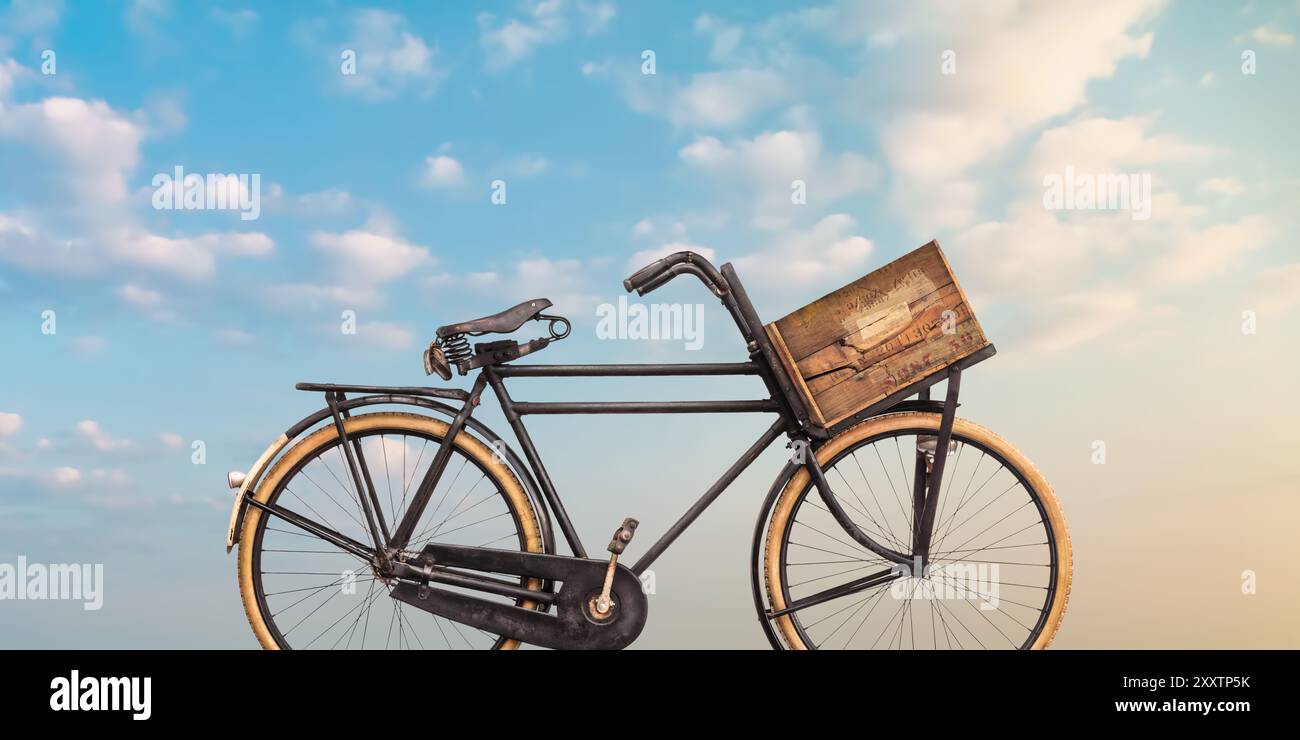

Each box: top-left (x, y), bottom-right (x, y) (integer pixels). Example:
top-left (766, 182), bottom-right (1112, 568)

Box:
top-left (1, 0), bottom-right (1298, 648)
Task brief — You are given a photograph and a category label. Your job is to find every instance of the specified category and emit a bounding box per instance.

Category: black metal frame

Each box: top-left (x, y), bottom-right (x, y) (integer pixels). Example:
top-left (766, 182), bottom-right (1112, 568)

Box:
top-left (244, 251), bottom-right (994, 647)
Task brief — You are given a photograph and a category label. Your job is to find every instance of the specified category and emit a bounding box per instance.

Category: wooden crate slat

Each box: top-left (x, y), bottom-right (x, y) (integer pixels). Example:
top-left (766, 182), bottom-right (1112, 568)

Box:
top-left (764, 240), bottom-right (990, 429)
top-left (773, 244), bottom-right (956, 362)
top-left (797, 284), bottom-right (970, 395)
top-left (813, 320), bottom-right (987, 425)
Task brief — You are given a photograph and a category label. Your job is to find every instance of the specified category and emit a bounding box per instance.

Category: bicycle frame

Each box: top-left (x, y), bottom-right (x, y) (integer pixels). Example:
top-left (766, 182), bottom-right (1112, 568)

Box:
top-left (231, 251), bottom-right (996, 647)
top-left (282, 361), bottom-right (973, 576)
top-left (288, 361), bottom-right (801, 569)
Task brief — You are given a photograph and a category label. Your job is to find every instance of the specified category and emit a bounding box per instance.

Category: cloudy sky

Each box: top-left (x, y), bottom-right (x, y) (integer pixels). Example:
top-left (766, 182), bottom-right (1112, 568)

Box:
top-left (1, 0), bottom-right (1298, 648)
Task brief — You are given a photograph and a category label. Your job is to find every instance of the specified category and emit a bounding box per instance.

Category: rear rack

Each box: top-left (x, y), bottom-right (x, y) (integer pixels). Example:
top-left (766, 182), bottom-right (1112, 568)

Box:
top-left (294, 382), bottom-right (469, 401)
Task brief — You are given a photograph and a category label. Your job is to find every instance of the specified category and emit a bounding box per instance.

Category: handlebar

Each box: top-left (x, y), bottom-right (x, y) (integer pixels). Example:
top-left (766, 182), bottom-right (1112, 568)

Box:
top-left (623, 251), bottom-right (730, 298)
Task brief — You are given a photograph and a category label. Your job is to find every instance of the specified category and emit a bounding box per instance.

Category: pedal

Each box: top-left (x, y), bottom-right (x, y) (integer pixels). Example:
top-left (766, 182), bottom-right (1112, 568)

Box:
top-left (591, 518), bottom-right (638, 619)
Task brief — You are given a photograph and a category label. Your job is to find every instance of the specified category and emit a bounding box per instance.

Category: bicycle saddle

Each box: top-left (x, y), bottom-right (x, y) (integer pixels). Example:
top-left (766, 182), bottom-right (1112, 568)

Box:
top-left (436, 298), bottom-right (552, 337)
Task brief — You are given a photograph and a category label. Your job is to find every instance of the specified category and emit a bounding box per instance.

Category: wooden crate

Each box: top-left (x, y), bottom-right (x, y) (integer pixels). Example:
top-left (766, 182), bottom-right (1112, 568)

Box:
top-left (765, 240), bottom-right (990, 429)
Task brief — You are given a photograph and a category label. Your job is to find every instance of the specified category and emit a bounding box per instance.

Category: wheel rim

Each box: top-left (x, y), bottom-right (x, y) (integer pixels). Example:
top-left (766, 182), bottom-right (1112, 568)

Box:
top-left (776, 427), bottom-right (1061, 650)
top-left (250, 424), bottom-right (536, 649)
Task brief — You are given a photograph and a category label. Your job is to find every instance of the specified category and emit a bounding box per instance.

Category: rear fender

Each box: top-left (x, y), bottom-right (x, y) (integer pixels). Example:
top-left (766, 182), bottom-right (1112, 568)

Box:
top-left (224, 433), bottom-right (289, 552)
top-left (223, 394), bottom-right (555, 555)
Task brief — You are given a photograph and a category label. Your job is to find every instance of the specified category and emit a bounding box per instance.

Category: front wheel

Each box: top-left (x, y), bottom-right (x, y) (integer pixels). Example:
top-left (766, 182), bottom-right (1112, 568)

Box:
top-left (762, 412), bottom-right (1071, 650)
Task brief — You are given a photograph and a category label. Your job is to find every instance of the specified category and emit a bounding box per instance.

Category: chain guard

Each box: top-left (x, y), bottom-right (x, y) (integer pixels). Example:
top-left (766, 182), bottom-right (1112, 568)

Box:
top-left (389, 543), bottom-right (648, 650)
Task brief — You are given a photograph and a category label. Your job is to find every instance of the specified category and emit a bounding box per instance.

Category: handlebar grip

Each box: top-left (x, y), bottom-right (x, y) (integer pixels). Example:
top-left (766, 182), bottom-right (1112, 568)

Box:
top-left (623, 251), bottom-right (729, 297)
top-left (623, 259), bottom-right (667, 293)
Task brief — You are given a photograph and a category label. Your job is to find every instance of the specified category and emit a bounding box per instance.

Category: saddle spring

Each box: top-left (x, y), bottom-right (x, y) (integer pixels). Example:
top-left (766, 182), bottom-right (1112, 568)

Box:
top-left (437, 333), bottom-right (473, 365)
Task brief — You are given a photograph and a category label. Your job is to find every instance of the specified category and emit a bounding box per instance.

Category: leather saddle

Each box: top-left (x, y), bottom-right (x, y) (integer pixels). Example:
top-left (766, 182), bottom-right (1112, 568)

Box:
top-left (436, 298), bottom-right (552, 338)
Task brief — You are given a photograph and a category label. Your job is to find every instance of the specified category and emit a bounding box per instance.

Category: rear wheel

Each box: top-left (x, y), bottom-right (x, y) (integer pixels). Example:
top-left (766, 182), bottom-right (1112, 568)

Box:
top-left (763, 412), bottom-right (1071, 649)
top-left (237, 412), bottom-right (544, 650)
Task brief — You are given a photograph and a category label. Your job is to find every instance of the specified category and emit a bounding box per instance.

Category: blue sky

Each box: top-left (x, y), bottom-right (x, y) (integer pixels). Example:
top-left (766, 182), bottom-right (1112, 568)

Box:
top-left (2, 1), bottom-right (1299, 647)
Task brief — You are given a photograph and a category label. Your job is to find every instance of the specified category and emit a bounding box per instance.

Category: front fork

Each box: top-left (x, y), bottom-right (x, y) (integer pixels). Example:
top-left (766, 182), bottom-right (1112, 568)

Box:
top-left (804, 366), bottom-right (961, 572)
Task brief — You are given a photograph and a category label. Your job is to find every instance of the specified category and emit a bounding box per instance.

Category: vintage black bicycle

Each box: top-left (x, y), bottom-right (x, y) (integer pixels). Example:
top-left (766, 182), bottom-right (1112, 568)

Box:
top-left (225, 249), bottom-right (1071, 650)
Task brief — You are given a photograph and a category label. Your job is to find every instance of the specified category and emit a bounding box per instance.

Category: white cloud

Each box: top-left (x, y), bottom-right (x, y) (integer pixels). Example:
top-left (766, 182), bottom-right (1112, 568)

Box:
top-left (0, 58), bottom-right (25, 98)
top-left (0, 93), bottom-right (274, 280)
top-left (669, 69), bottom-right (792, 129)
top-left (354, 321), bottom-right (414, 350)
top-left (89, 468), bottom-right (131, 486)
top-left (117, 283), bottom-right (164, 309)
top-left (678, 136), bottom-right (733, 168)
top-left (264, 184), bottom-right (357, 218)
top-left (264, 282), bottom-right (382, 312)
top-left (126, 0), bottom-right (169, 36)
top-left (216, 327), bottom-right (256, 346)
top-left (1022, 291), bottom-right (1145, 354)
top-left (479, 0), bottom-right (569, 69)
top-left (159, 432), bottom-right (184, 449)
top-left (76, 420), bottom-right (131, 452)
top-left (506, 155), bottom-right (549, 179)
top-left (422, 154), bottom-right (465, 187)
top-left (864, 1), bottom-right (1164, 232)
top-left (296, 9), bottom-right (445, 102)
top-left (731, 213), bottom-right (874, 298)
top-left (2, 0), bottom-right (64, 48)
top-left (51, 466), bottom-right (81, 485)
top-left (1198, 177), bottom-right (1245, 196)
top-left (310, 228), bottom-right (432, 284)
top-left (1, 96), bottom-right (143, 206)
top-left (1250, 25), bottom-right (1295, 47)
top-left (449, 256), bottom-right (605, 320)
top-left (72, 336), bottom-right (107, 357)
top-left (695, 13), bottom-right (744, 63)
top-left (1026, 116), bottom-right (1209, 176)
top-left (0, 412), bottom-right (21, 437)
top-left (1153, 216), bottom-right (1273, 286)
top-left (577, 0), bottom-right (616, 35)
top-left (628, 242), bottom-right (717, 271)
top-left (1251, 264), bottom-right (1300, 314)
top-left (678, 128), bottom-right (878, 229)
top-left (104, 228), bottom-right (272, 280)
